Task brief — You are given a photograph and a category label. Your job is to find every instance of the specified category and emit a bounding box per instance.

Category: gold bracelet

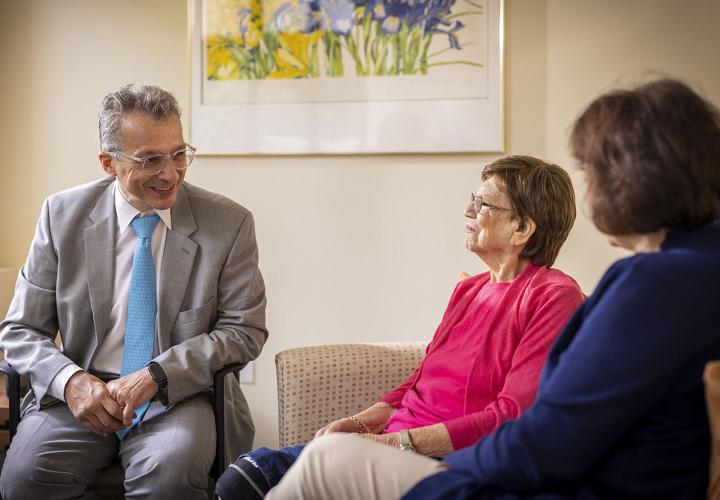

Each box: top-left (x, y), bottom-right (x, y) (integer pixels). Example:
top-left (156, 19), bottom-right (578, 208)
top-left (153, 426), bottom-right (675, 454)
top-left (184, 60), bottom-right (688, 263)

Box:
top-left (348, 415), bottom-right (372, 434)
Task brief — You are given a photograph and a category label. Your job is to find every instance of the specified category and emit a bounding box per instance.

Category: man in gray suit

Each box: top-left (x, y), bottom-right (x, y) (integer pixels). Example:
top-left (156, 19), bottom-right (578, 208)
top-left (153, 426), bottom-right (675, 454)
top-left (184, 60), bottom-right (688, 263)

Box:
top-left (0, 84), bottom-right (268, 498)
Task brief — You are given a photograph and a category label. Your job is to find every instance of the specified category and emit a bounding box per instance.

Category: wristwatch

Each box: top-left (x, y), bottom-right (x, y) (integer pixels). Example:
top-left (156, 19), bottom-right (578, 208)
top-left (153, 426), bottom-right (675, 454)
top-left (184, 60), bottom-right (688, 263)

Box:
top-left (399, 429), bottom-right (416, 453)
top-left (147, 362), bottom-right (168, 390)
top-left (147, 362), bottom-right (168, 405)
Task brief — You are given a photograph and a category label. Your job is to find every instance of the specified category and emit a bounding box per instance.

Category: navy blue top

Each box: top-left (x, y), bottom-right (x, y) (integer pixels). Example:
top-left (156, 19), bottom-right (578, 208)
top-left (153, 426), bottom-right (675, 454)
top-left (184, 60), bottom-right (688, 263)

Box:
top-left (404, 223), bottom-right (720, 499)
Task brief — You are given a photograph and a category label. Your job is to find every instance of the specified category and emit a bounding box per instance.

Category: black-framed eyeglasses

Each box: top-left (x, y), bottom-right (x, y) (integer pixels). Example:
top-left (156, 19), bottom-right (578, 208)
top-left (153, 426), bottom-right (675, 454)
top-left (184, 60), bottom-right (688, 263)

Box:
top-left (108, 144), bottom-right (197, 176)
top-left (470, 193), bottom-right (513, 214)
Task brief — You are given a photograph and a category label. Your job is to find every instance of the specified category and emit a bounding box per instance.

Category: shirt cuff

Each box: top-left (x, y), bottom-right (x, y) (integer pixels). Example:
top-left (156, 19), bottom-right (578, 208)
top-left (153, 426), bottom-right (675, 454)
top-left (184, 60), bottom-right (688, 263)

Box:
top-left (46, 364), bottom-right (84, 401)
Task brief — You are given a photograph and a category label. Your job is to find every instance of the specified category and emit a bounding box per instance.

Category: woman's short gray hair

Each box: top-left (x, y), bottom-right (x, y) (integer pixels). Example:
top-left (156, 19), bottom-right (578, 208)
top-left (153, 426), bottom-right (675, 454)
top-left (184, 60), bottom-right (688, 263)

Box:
top-left (98, 84), bottom-right (181, 152)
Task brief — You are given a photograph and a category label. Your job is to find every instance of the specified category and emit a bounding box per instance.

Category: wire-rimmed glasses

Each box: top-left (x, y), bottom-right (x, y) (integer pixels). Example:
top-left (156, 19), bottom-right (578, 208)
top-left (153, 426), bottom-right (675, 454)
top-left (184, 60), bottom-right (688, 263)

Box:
top-left (470, 193), bottom-right (513, 214)
top-left (108, 144), bottom-right (197, 176)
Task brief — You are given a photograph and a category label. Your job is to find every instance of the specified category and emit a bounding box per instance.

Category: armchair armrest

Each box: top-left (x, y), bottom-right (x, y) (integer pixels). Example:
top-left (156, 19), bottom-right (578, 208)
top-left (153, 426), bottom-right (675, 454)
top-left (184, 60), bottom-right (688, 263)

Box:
top-left (0, 360), bottom-right (20, 439)
top-left (275, 342), bottom-right (427, 447)
top-left (212, 362), bottom-right (245, 480)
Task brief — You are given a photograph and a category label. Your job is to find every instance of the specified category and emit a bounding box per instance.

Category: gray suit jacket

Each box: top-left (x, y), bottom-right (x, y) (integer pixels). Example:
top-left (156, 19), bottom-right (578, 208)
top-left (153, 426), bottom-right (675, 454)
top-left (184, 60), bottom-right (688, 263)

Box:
top-left (0, 176), bottom-right (268, 462)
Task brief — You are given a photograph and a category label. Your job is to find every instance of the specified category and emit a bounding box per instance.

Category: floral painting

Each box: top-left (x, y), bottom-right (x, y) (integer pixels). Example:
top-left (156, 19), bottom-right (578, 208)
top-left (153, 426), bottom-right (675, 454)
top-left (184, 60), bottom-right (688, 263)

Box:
top-left (205, 0), bottom-right (484, 80)
top-left (189, 0), bottom-right (502, 154)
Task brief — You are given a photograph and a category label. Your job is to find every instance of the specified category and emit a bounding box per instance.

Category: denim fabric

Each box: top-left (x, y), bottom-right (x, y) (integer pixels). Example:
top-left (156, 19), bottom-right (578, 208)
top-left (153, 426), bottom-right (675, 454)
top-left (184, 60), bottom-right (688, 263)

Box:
top-left (246, 445), bottom-right (306, 488)
top-left (215, 457), bottom-right (268, 500)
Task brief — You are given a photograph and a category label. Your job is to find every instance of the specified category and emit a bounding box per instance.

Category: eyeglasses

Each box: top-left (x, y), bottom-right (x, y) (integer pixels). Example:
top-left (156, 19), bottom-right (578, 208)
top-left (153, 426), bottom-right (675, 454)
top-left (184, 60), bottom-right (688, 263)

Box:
top-left (470, 193), bottom-right (513, 214)
top-left (108, 145), bottom-right (197, 176)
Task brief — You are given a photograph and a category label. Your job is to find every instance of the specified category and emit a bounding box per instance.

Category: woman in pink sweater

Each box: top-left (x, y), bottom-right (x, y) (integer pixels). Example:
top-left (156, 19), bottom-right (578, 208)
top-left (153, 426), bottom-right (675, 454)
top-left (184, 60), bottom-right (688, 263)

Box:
top-left (216, 155), bottom-right (585, 500)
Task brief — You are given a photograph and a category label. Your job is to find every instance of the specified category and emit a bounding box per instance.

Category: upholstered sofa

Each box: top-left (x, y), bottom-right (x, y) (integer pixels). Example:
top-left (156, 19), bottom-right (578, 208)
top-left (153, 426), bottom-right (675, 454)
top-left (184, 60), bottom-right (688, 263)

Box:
top-left (275, 342), bottom-right (428, 447)
top-left (276, 344), bottom-right (720, 499)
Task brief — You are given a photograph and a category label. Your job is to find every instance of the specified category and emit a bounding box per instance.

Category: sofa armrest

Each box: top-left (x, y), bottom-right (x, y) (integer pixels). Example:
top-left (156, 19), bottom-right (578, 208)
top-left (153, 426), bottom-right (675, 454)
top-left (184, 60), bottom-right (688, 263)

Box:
top-left (275, 342), bottom-right (427, 447)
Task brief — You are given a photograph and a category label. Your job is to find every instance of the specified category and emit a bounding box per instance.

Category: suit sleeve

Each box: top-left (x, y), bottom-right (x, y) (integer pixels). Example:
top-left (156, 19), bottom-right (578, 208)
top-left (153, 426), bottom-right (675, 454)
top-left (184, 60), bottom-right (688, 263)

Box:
top-left (156, 211), bottom-right (268, 405)
top-left (0, 198), bottom-right (76, 403)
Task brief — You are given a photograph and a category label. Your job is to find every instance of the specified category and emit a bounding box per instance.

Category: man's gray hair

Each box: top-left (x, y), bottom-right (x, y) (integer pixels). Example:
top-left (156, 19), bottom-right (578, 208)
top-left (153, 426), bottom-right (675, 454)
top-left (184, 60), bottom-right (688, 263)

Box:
top-left (99, 84), bottom-right (181, 152)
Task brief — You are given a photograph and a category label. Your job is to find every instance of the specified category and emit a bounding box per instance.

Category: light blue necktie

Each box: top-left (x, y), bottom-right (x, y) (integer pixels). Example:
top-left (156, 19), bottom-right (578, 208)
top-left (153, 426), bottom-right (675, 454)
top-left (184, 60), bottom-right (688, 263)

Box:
top-left (117, 213), bottom-right (160, 439)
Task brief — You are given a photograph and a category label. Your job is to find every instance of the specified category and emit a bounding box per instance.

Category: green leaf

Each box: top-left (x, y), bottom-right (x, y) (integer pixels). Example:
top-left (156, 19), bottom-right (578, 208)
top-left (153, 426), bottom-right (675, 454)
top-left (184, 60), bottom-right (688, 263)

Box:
top-left (447, 11), bottom-right (484, 20)
top-left (426, 60), bottom-right (484, 68)
top-left (463, 0), bottom-right (483, 10)
top-left (428, 42), bottom-right (473, 59)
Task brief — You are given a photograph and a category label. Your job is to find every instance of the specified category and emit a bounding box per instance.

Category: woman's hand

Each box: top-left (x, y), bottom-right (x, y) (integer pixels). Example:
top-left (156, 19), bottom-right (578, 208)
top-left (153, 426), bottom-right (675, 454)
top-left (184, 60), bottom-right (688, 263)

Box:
top-left (358, 424), bottom-right (455, 457)
top-left (315, 417), bottom-right (365, 438)
top-left (315, 402), bottom-right (396, 439)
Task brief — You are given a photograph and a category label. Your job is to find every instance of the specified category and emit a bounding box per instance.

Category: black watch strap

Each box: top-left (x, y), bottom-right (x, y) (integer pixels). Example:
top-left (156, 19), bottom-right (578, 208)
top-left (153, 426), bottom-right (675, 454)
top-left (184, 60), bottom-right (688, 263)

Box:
top-left (147, 362), bottom-right (169, 405)
top-left (147, 362), bottom-right (168, 390)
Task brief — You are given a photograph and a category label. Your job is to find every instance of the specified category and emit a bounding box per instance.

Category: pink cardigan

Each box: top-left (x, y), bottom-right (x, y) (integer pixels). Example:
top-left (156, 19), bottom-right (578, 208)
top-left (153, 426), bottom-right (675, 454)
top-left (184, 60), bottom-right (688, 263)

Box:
top-left (381, 264), bottom-right (584, 450)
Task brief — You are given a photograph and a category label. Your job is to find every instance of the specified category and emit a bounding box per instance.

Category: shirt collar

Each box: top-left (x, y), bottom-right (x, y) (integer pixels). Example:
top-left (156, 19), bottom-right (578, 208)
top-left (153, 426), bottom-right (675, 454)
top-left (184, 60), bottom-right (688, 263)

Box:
top-left (113, 181), bottom-right (172, 234)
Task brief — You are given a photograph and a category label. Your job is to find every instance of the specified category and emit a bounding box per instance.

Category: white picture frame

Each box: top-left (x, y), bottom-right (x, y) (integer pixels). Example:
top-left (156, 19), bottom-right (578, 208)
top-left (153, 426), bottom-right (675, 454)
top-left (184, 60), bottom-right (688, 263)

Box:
top-left (188, 0), bottom-right (504, 154)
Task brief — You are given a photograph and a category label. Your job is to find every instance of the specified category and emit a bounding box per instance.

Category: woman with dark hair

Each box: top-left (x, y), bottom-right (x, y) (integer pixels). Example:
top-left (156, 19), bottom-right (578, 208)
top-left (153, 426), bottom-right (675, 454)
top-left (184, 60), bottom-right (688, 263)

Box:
top-left (215, 156), bottom-right (585, 500)
top-left (262, 78), bottom-right (720, 499)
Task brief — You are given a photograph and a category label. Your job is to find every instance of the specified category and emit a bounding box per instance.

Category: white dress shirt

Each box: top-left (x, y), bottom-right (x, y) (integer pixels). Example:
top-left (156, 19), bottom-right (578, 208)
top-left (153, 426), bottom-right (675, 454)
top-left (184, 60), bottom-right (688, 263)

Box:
top-left (46, 181), bottom-right (171, 400)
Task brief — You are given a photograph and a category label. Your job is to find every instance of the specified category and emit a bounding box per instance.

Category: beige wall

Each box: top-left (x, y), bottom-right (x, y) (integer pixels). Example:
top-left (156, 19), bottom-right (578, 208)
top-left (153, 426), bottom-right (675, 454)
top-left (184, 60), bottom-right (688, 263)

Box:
top-left (0, 268), bottom-right (18, 322)
top-left (0, 0), bottom-right (718, 448)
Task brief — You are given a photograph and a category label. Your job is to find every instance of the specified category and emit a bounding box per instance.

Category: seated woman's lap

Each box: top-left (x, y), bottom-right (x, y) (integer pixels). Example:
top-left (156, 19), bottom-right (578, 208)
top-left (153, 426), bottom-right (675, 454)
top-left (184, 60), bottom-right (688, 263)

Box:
top-left (264, 434), bottom-right (446, 500)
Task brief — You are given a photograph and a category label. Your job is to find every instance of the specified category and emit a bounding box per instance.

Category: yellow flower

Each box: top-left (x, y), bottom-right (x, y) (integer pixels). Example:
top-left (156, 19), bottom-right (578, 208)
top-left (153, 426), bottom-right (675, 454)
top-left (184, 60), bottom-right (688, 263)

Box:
top-left (207, 35), bottom-right (242, 80)
top-left (269, 30), bottom-right (322, 79)
top-left (238, 0), bottom-right (264, 51)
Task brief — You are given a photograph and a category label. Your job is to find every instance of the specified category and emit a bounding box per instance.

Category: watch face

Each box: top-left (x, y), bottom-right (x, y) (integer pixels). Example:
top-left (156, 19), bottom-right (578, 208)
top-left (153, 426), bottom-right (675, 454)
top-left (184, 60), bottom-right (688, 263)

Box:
top-left (400, 430), bottom-right (415, 452)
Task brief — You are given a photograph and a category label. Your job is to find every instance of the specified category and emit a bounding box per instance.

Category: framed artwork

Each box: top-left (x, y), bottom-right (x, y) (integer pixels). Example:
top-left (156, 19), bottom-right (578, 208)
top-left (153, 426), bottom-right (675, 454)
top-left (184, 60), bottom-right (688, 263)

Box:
top-left (188, 0), bottom-right (503, 154)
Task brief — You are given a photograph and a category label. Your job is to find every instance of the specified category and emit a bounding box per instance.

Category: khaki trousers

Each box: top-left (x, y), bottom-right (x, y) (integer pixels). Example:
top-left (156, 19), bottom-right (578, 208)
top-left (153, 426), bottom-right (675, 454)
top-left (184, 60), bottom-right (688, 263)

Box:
top-left (266, 433), bottom-right (447, 500)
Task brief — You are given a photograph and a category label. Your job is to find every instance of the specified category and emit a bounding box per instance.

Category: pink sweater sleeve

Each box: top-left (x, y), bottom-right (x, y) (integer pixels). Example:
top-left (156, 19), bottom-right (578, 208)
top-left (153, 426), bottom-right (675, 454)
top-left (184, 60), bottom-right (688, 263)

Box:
top-left (443, 284), bottom-right (585, 450)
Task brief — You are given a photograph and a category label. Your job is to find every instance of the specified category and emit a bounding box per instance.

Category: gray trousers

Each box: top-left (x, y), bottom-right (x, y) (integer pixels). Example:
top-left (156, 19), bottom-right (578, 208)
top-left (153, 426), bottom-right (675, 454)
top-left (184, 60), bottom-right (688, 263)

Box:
top-left (265, 434), bottom-right (447, 500)
top-left (0, 394), bottom-right (215, 500)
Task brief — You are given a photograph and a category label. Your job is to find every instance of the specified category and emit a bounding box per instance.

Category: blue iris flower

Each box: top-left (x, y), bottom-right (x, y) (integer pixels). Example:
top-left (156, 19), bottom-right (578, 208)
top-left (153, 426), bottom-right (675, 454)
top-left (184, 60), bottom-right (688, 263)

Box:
top-left (363, 0), bottom-right (464, 47)
top-left (272, 0), bottom-right (323, 33)
top-left (319, 0), bottom-right (356, 35)
top-left (426, 18), bottom-right (465, 49)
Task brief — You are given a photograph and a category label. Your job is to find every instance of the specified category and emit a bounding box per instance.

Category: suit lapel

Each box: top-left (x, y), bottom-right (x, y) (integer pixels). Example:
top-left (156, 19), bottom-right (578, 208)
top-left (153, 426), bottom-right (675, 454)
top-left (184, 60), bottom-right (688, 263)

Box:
top-left (84, 181), bottom-right (116, 349)
top-left (157, 187), bottom-right (198, 353)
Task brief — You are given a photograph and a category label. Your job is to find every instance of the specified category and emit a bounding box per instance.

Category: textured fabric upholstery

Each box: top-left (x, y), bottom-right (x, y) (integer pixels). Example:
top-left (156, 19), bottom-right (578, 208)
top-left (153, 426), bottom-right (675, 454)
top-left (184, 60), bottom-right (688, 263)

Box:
top-left (275, 342), bottom-right (428, 447)
top-left (704, 361), bottom-right (720, 499)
